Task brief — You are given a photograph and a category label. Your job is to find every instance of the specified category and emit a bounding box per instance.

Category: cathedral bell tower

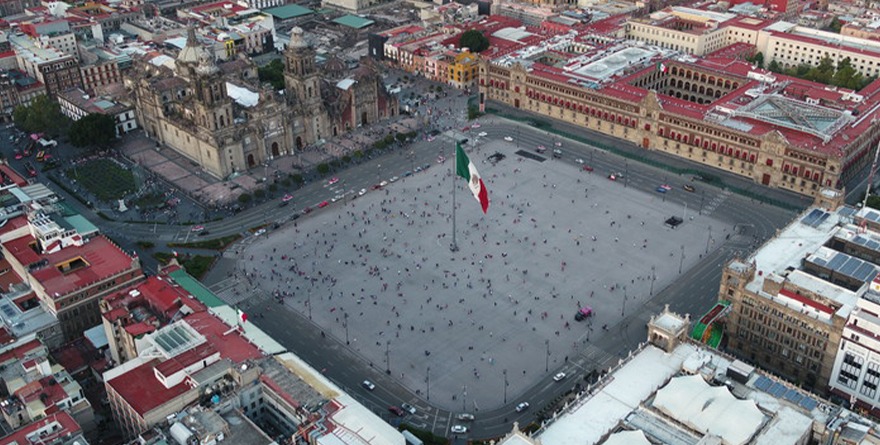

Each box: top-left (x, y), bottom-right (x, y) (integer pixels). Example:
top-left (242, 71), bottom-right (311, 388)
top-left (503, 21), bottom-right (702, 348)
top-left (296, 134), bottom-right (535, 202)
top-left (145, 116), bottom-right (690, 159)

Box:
top-left (284, 27), bottom-right (322, 109)
top-left (176, 26), bottom-right (233, 133)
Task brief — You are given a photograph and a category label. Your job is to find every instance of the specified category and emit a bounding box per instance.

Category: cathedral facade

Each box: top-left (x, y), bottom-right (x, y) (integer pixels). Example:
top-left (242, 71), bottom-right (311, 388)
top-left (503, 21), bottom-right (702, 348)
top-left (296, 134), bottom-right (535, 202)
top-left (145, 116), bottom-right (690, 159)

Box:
top-left (129, 27), bottom-right (398, 179)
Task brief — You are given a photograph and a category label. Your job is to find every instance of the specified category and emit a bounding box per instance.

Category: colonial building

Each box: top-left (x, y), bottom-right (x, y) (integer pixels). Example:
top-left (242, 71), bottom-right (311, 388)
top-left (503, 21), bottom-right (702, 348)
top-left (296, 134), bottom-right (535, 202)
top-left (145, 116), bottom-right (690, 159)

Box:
top-left (130, 27), bottom-right (396, 179)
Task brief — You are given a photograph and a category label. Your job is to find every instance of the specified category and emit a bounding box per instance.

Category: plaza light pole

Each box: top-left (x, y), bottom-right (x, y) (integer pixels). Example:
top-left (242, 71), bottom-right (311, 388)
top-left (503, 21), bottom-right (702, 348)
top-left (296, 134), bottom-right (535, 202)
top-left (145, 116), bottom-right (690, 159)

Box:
top-left (503, 369), bottom-right (508, 404)
top-left (426, 366), bottom-right (430, 401)
top-left (679, 245), bottom-right (685, 274)
top-left (463, 385), bottom-right (467, 413)
top-left (344, 312), bottom-right (349, 345)
top-left (699, 191), bottom-right (705, 215)
top-left (385, 340), bottom-right (390, 374)
top-left (650, 265), bottom-right (656, 296)
top-left (622, 286), bottom-right (627, 317)
top-left (307, 293), bottom-right (312, 320)
top-left (545, 339), bottom-right (550, 372)
top-left (706, 225), bottom-right (712, 254)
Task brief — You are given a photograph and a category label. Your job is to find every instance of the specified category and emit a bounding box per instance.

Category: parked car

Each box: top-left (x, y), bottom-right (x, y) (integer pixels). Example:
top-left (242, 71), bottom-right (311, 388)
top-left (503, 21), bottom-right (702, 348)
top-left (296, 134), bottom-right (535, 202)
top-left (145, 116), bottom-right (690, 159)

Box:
top-left (582, 165), bottom-right (594, 172)
top-left (362, 380), bottom-right (375, 391)
top-left (388, 406), bottom-right (405, 417)
top-left (451, 425), bottom-right (468, 434)
top-left (24, 162), bottom-right (36, 177)
top-left (683, 184), bottom-right (696, 192)
top-left (191, 225), bottom-right (205, 233)
top-left (535, 145), bottom-right (546, 153)
top-left (318, 201), bottom-right (329, 208)
top-left (456, 413), bottom-right (475, 421)
top-left (328, 177), bottom-right (339, 185)
top-left (552, 149), bottom-right (563, 158)
top-left (553, 372), bottom-right (567, 382)
top-left (515, 402), bottom-right (530, 412)
top-left (504, 136), bottom-right (513, 142)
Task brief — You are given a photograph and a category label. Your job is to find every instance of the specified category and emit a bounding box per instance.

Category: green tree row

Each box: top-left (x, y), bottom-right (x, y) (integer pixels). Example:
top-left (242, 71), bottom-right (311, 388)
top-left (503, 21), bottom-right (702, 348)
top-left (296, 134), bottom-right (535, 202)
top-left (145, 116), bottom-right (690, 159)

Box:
top-left (765, 56), bottom-right (876, 91)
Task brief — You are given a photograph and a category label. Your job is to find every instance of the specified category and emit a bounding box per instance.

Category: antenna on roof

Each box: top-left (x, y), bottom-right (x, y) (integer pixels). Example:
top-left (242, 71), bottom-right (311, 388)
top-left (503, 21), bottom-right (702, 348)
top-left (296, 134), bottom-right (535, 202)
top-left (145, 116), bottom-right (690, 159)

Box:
top-left (862, 139), bottom-right (880, 211)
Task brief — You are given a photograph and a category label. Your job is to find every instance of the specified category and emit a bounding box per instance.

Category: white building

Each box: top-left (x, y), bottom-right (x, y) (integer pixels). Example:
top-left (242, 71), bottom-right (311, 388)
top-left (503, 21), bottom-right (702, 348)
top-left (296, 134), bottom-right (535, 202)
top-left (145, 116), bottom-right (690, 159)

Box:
top-left (57, 87), bottom-right (137, 136)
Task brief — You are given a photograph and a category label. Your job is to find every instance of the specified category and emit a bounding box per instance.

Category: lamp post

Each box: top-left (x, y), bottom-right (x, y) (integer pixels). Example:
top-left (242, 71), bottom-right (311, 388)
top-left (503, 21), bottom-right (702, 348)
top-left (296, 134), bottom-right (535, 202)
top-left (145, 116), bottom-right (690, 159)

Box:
top-left (426, 366), bottom-right (430, 401)
top-left (377, 164), bottom-right (381, 182)
top-left (699, 191), bottom-right (705, 215)
top-left (679, 244), bottom-right (685, 274)
top-left (624, 160), bottom-right (629, 188)
top-left (344, 312), bottom-right (349, 345)
top-left (622, 285), bottom-right (627, 317)
top-left (545, 339), bottom-right (550, 372)
top-left (462, 385), bottom-right (467, 413)
top-left (503, 369), bottom-right (508, 404)
top-left (385, 340), bottom-right (390, 374)
top-left (650, 265), bottom-right (656, 296)
top-left (706, 225), bottom-right (712, 254)
top-left (307, 293), bottom-right (312, 320)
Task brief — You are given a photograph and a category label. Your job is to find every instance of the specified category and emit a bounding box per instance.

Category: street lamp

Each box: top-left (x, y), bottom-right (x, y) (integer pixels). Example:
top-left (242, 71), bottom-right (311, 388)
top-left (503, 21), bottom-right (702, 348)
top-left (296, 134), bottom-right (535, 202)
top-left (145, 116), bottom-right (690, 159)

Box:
top-left (377, 164), bottom-right (381, 182)
top-left (622, 286), bottom-right (627, 317)
top-left (307, 293), bottom-right (312, 319)
top-left (463, 385), bottom-right (467, 413)
top-left (503, 369), bottom-right (508, 404)
top-left (344, 312), bottom-right (349, 345)
top-left (679, 245), bottom-right (685, 274)
top-left (426, 366), bottom-right (430, 401)
top-left (706, 225), bottom-right (712, 254)
top-left (650, 265), bottom-right (656, 296)
top-left (385, 340), bottom-right (390, 374)
top-left (545, 339), bottom-right (550, 372)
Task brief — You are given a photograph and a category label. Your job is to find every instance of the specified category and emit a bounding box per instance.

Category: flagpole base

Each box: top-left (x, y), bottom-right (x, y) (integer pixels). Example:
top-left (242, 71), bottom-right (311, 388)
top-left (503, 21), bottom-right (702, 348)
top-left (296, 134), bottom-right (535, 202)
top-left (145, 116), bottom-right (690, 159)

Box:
top-left (450, 243), bottom-right (458, 252)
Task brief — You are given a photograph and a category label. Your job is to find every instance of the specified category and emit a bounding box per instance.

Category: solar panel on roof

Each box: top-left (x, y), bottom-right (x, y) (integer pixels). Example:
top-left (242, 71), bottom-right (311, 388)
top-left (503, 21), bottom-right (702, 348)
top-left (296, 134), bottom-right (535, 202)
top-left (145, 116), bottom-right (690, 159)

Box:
top-left (855, 263), bottom-right (877, 282)
top-left (814, 212), bottom-right (830, 227)
top-left (827, 253), bottom-right (847, 270)
top-left (799, 397), bottom-right (818, 411)
top-left (840, 258), bottom-right (860, 276)
top-left (868, 240), bottom-right (880, 250)
top-left (802, 209), bottom-right (823, 226)
top-left (840, 207), bottom-right (857, 217)
top-left (868, 211), bottom-right (880, 222)
top-left (784, 389), bottom-right (803, 404)
top-left (754, 375), bottom-right (772, 391)
top-left (770, 382), bottom-right (788, 398)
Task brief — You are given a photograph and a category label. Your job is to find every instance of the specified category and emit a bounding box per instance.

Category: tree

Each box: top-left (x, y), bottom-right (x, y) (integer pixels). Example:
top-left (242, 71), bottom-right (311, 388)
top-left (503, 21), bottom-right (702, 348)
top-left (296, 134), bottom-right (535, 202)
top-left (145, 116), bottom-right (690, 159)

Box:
top-left (68, 113), bottom-right (117, 149)
top-left (459, 30), bottom-right (489, 53)
top-left (13, 95), bottom-right (66, 136)
top-left (257, 59), bottom-right (285, 90)
top-left (828, 17), bottom-right (843, 33)
top-left (767, 60), bottom-right (782, 73)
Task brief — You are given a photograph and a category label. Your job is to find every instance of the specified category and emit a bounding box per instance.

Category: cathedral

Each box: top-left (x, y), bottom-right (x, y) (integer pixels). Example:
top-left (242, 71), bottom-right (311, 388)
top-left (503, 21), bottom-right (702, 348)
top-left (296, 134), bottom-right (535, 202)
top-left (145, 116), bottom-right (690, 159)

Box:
top-left (129, 27), bottom-right (398, 179)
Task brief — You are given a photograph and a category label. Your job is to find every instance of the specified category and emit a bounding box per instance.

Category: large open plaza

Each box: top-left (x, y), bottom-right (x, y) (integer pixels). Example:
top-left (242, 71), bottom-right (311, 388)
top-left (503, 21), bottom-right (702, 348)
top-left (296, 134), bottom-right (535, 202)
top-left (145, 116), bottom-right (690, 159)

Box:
top-left (236, 135), bottom-right (736, 412)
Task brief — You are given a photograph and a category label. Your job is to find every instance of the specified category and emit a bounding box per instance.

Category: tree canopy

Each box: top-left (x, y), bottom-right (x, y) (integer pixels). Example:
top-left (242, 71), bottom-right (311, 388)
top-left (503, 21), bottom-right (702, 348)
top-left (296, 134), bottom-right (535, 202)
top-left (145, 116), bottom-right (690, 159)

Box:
top-left (459, 30), bottom-right (489, 53)
top-left (766, 56), bottom-right (874, 91)
top-left (68, 113), bottom-right (117, 149)
top-left (13, 95), bottom-right (66, 137)
top-left (258, 59), bottom-right (285, 90)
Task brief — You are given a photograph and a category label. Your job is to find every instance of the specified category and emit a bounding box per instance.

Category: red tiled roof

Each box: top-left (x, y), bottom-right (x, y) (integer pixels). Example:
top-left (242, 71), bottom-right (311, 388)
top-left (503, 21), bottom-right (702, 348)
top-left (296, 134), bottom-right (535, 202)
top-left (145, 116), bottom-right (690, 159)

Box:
top-left (779, 288), bottom-right (834, 314)
top-left (154, 342), bottom-right (216, 378)
top-left (106, 359), bottom-right (193, 416)
top-left (0, 411), bottom-right (80, 445)
top-left (0, 339), bottom-right (43, 366)
top-left (0, 164), bottom-right (27, 187)
top-left (184, 311), bottom-right (262, 363)
top-left (4, 235), bottom-right (138, 298)
top-left (0, 328), bottom-right (13, 347)
top-left (124, 322), bottom-right (155, 337)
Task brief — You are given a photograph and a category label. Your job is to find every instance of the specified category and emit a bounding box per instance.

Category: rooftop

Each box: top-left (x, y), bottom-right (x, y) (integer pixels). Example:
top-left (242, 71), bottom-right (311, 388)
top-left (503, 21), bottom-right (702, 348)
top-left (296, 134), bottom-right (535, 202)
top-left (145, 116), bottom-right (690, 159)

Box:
top-left (332, 15), bottom-right (375, 29)
top-left (263, 3), bottom-right (313, 20)
top-left (105, 358), bottom-right (192, 416)
top-left (0, 411), bottom-right (83, 445)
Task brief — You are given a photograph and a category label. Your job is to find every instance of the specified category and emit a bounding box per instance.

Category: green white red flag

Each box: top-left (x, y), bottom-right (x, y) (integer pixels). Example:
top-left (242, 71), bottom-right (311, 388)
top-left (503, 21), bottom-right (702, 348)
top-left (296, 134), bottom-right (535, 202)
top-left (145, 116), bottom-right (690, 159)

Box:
top-left (455, 142), bottom-right (489, 213)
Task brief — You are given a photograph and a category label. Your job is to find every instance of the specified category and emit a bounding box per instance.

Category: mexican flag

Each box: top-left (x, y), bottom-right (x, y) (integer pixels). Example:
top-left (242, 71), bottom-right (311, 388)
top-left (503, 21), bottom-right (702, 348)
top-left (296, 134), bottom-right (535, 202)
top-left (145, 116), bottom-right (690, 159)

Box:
top-left (237, 309), bottom-right (248, 325)
top-left (456, 142), bottom-right (489, 213)
top-left (658, 62), bottom-right (668, 73)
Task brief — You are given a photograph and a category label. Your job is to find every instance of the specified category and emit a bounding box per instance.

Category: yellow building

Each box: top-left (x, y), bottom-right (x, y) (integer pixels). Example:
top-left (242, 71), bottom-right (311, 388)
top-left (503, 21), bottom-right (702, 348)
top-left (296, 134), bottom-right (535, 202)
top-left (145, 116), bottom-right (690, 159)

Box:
top-left (447, 51), bottom-right (479, 89)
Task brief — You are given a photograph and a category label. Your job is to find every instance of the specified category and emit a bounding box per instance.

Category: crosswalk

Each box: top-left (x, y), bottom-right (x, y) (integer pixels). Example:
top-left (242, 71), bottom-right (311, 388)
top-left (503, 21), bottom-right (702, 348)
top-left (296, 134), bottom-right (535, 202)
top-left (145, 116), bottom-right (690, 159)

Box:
top-left (700, 189), bottom-right (731, 217)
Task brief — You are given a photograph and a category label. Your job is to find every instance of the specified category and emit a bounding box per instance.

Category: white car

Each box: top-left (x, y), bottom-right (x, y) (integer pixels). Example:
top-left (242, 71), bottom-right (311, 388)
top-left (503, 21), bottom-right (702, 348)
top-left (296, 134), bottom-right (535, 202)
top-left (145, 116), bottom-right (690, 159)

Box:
top-left (516, 402), bottom-right (530, 412)
top-left (358, 188), bottom-right (367, 196)
top-left (575, 158), bottom-right (584, 164)
top-left (401, 403), bottom-right (416, 415)
top-left (553, 372), bottom-right (567, 382)
top-left (504, 136), bottom-right (513, 142)
top-left (361, 380), bottom-right (375, 391)
top-left (471, 123), bottom-right (481, 128)
top-left (456, 413), bottom-right (475, 421)
top-left (389, 176), bottom-right (399, 183)
top-left (478, 132), bottom-right (488, 137)
top-left (451, 425), bottom-right (468, 434)
top-left (379, 180), bottom-right (389, 187)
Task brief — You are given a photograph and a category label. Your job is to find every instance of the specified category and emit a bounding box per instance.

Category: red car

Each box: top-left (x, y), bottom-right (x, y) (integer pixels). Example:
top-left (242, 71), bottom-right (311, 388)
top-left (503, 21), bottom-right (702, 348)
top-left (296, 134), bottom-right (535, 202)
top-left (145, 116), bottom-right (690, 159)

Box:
top-left (318, 201), bottom-right (329, 208)
top-left (582, 165), bottom-right (594, 172)
top-left (24, 162), bottom-right (36, 177)
top-left (388, 406), bottom-right (405, 417)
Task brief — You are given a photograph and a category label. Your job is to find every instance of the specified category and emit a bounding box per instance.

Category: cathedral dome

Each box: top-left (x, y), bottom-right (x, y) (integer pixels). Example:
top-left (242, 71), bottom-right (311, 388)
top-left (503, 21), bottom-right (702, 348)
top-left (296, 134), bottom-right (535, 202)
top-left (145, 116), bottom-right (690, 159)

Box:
top-left (177, 26), bottom-right (211, 65)
top-left (288, 27), bottom-right (308, 50)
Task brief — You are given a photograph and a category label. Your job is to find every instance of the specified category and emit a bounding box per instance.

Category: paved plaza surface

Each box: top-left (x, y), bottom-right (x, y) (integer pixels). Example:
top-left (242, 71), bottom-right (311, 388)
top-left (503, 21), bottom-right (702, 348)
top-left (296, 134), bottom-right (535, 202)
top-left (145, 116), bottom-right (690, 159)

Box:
top-left (236, 138), bottom-right (734, 412)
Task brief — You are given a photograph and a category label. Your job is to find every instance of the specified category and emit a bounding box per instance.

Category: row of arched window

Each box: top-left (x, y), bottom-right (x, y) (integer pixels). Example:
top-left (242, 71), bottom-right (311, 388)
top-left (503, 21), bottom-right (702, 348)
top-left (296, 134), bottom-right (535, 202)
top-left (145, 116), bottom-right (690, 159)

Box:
top-left (526, 91), bottom-right (637, 127)
top-left (659, 127), bottom-right (757, 163)
top-left (668, 66), bottom-right (740, 90)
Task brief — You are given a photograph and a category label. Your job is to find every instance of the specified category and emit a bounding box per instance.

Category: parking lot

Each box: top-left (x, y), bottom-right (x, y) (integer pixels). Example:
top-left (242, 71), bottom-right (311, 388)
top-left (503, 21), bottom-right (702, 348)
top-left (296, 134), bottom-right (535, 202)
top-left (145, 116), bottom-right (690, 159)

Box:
top-left (238, 135), bottom-right (734, 412)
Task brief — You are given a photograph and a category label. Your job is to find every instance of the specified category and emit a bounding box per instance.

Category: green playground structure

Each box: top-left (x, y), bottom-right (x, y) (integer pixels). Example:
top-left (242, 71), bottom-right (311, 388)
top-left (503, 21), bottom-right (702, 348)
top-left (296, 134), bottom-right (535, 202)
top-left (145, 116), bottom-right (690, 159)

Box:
top-left (691, 301), bottom-right (731, 349)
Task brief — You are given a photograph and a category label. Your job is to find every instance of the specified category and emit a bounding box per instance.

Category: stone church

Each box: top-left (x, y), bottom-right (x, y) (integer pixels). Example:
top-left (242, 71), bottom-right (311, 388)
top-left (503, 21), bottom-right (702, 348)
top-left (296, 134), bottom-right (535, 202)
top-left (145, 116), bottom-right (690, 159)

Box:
top-left (129, 27), bottom-right (398, 179)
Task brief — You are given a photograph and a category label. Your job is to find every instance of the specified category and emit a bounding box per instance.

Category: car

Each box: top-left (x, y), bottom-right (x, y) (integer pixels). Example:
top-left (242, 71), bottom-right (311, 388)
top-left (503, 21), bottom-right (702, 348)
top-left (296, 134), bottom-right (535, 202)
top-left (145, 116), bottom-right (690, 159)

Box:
top-left (318, 201), bottom-right (329, 208)
top-left (504, 136), bottom-right (513, 142)
top-left (582, 165), bottom-right (594, 172)
top-left (197, 230), bottom-right (211, 237)
top-left (659, 184), bottom-right (673, 191)
top-left (403, 171), bottom-right (412, 177)
top-left (254, 229), bottom-right (267, 237)
top-left (437, 156), bottom-right (446, 164)
top-left (282, 194), bottom-right (294, 202)
top-left (24, 162), bottom-right (36, 177)
top-left (422, 163), bottom-right (431, 170)
top-left (427, 136), bottom-right (436, 142)
top-left (191, 225), bottom-right (205, 233)
top-left (388, 406), bottom-right (405, 417)
top-left (552, 149), bottom-right (563, 158)
top-left (656, 186), bottom-right (668, 193)
top-left (331, 194), bottom-right (343, 202)
top-left (608, 173), bottom-right (622, 181)
top-left (471, 123), bottom-right (481, 128)
top-left (450, 425), bottom-right (468, 434)
top-left (328, 177), bottom-right (340, 185)
top-left (459, 138), bottom-right (469, 145)
top-left (359, 188), bottom-right (367, 196)
top-left (554, 141), bottom-right (563, 147)
top-left (389, 176), bottom-right (399, 183)
top-left (553, 372), bottom-right (567, 382)
top-left (380, 180), bottom-right (389, 187)
top-left (478, 131), bottom-right (488, 137)
top-left (515, 402), bottom-right (530, 412)
top-left (683, 184), bottom-right (696, 192)
top-left (362, 380), bottom-right (375, 391)
top-left (456, 413), bottom-right (475, 421)
top-left (575, 158), bottom-right (584, 164)
top-left (429, 129), bottom-right (441, 136)
top-left (13, 150), bottom-right (21, 160)
top-left (461, 125), bottom-right (470, 131)
top-left (414, 166), bottom-right (423, 172)
top-left (302, 206), bottom-right (312, 214)
top-left (401, 403), bottom-right (416, 415)
top-left (535, 145), bottom-right (546, 153)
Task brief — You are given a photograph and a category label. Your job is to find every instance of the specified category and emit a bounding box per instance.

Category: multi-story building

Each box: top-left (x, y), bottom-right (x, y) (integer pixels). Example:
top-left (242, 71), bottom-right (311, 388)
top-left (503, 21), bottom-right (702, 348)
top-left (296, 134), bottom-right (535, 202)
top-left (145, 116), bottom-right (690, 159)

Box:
top-left (0, 211), bottom-right (143, 340)
top-left (448, 50), bottom-right (479, 89)
top-left (130, 26), bottom-right (396, 179)
top-left (18, 21), bottom-right (78, 60)
top-left (57, 88), bottom-right (137, 136)
top-left (498, 306), bottom-right (880, 445)
top-left (0, 70), bottom-right (45, 123)
top-left (9, 34), bottom-right (82, 97)
top-left (0, 411), bottom-right (87, 445)
top-left (0, 338), bottom-right (93, 431)
top-left (77, 45), bottom-right (129, 94)
top-left (99, 270), bottom-right (207, 365)
top-left (0, 0), bottom-right (39, 18)
top-left (178, 1), bottom-right (276, 61)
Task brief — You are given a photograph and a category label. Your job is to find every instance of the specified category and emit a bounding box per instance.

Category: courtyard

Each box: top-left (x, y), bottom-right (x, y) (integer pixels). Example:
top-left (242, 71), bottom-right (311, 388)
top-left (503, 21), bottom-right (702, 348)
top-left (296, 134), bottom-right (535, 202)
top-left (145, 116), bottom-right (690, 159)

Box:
top-left (236, 137), bottom-right (735, 412)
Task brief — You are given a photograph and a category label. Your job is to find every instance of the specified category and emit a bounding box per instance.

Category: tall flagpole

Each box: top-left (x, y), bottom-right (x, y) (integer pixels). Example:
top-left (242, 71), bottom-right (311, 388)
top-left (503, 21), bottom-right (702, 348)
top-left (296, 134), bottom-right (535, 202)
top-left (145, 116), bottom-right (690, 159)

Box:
top-left (451, 141), bottom-right (458, 252)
